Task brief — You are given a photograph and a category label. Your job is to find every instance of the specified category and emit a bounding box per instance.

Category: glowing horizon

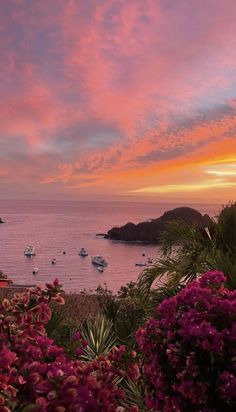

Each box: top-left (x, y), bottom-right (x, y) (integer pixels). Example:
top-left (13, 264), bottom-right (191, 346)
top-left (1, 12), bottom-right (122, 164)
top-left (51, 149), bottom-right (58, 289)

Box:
top-left (0, 0), bottom-right (236, 203)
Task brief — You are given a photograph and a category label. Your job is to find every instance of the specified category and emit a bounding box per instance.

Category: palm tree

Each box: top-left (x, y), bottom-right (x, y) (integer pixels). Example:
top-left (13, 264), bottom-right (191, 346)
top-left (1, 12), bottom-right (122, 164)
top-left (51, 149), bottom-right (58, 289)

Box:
top-left (138, 202), bottom-right (236, 294)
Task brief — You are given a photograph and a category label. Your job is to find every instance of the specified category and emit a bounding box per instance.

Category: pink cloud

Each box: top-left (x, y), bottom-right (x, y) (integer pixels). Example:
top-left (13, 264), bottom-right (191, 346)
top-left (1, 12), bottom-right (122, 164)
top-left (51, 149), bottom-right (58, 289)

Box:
top-left (0, 0), bottom-right (236, 199)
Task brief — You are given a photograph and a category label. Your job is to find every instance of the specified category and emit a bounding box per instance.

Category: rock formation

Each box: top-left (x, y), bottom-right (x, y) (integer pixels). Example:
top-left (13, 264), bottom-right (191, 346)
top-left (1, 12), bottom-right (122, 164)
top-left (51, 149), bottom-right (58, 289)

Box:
top-left (105, 207), bottom-right (210, 243)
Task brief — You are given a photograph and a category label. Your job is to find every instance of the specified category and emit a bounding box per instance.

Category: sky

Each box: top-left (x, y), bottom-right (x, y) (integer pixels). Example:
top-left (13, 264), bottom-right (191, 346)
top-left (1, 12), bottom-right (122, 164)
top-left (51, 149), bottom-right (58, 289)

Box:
top-left (0, 0), bottom-right (236, 203)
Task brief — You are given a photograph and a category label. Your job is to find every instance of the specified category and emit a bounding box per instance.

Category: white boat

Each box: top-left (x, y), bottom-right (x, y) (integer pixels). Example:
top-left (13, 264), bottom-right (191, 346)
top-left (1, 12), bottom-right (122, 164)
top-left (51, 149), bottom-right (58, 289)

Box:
top-left (24, 245), bottom-right (36, 256)
top-left (79, 248), bottom-right (88, 257)
top-left (32, 268), bottom-right (39, 274)
top-left (0, 217), bottom-right (5, 223)
top-left (97, 266), bottom-right (104, 273)
top-left (51, 258), bottom-right (56, 265)
top-left (91, 255), bottom-right (107, 267)
top-left (135, 262), bottom-right (147, 267)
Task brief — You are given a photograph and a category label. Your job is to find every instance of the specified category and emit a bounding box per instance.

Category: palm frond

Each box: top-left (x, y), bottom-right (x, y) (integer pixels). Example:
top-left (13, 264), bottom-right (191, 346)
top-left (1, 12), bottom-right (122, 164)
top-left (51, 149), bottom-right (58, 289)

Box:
top-left (205, 248), bottom-right (236, 289)
top-left (160, 219), bottom-right (210, 255)
top-left (151, 282), bottom-right (184, 304)
top-left (138, 256), bottom-right (178, 294)
top-left (139, 204), bottom-right (236, 295)
top-left (102, 298), bottom-right (120, 323)
top-left (138, 250), bottom-right (206, 294)
top-left (216, 203), bottom-right (236, 255)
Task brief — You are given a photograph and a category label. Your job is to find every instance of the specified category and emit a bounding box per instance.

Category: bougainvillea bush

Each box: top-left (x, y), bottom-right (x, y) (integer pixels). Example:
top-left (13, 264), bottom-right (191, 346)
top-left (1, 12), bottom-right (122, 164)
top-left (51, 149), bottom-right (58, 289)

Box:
top-left (137, 271), bottom-right (236, 411)
top-left (0, 279), bottom-right (139, 412)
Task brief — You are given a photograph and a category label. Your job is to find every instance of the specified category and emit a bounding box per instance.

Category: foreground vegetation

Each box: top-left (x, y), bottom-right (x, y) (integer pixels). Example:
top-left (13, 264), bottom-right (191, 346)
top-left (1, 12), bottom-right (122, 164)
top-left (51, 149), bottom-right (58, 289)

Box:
top-left (1, 203), bottom-right (236, 411)
top-left (139, 202), bottom-right (236, 292)
top-left (1, 271), bottom-right (236, 411)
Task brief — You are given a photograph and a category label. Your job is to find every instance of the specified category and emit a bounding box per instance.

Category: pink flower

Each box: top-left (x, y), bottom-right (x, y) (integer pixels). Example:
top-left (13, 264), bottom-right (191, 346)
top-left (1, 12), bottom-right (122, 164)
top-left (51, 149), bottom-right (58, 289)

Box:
top-left (37, 302), bottom-right (52, 323)
top-left (0, 348), bottom-right (17, 369)
top-left (128, 363), bottom-right (140, 381)
top-left (137, 271), bottom-right (236, 411)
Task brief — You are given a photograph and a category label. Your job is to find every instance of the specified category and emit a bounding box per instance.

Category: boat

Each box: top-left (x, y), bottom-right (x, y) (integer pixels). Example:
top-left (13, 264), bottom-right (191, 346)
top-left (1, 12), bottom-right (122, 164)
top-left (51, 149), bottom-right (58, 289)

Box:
top-left (0, 271), bottom-right (13, 288)
top-left (91, 255), bottom-right (107, 267)
top-left (0, 218), bottom-right (5, 223)
top-left (135, 262), bottom-right (147, 267)
top-left (51, 258), bottom-right (56, 265)
top-left (24, 245), bottom-right (36, 256)
top-left (79, 248), bottom-right (88, 257)
top-left (32, 268), bottom-right (39, 274)
top-left (97, 266), bottom-right (104, 273)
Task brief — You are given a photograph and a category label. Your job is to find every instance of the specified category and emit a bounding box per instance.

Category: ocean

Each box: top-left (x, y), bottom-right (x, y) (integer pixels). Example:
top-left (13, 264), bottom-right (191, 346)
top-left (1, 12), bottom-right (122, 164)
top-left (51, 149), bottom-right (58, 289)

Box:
top-left (0, 200), bottom-right (220, 293)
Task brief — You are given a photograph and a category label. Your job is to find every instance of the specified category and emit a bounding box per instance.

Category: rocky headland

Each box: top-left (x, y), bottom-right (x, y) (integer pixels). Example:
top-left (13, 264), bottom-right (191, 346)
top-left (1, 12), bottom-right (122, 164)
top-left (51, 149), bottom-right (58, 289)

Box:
top-left (104, 207), bottom-right (210, 243)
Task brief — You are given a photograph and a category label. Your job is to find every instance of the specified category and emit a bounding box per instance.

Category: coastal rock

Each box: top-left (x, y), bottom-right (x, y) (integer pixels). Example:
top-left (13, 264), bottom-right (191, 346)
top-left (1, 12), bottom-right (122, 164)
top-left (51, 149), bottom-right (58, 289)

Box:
top-left (105, 207), bottom-right (210, 243)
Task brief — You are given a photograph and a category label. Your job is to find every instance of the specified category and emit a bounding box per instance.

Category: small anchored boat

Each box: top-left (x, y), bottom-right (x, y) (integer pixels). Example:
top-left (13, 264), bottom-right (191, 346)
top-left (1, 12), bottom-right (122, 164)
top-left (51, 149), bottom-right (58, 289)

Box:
top-left (135, 262), bottom-right (147, 267)
top-left (91, 255), bottom-right (107, 267)
top-left (0, 217), bottom-right (5, 223)
top-left (51, 258), bottom-right (56, 265)
top-left (32, 268), bottom-right (39, 275)
top-left (79, 248), bottom-right (88, 257)
top-left (97, 266), bottom-right (104, 273)
top-left (24, 245), bottom-right (36, 256)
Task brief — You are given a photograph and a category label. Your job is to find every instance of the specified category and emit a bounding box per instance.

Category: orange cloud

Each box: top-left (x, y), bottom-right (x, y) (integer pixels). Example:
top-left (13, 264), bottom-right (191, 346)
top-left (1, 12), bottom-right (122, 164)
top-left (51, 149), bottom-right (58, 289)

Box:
top-left (0, 0), bottom-right (236, 201)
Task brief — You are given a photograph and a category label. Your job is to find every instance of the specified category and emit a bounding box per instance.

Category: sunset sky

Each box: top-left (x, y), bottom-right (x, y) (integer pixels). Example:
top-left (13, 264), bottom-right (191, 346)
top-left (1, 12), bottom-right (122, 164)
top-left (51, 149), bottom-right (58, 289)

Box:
top-left (1, 0), bottom-right (236, 203)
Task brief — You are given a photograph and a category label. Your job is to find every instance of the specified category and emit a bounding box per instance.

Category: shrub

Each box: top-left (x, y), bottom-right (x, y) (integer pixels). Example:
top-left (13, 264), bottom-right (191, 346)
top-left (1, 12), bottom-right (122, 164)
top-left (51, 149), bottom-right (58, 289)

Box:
top-left (0, 279), bottom-right (138, 411)
top-left (136, 270), bottom-right (236, 411)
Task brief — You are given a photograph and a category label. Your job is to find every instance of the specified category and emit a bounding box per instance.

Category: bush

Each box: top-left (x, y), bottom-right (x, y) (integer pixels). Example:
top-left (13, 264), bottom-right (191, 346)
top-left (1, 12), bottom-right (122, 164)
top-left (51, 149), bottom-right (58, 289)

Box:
top-left (136, 270), bottom-right (236, 411)
top-left (0, 279), bottom-right (138, 411)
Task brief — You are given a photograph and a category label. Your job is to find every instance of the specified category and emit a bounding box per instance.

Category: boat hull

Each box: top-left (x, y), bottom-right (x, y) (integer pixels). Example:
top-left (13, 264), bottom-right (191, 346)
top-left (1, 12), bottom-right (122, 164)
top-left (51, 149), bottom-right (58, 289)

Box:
top-left (91, 257), bottom-right (107, 267)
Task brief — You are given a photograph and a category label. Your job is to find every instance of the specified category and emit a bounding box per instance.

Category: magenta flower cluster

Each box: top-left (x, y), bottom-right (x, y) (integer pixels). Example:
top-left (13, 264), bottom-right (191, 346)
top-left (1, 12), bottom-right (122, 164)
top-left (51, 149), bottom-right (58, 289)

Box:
top-left (136, 271), bottom-right (236, 411)
top-left (0, 279), bottom-right (139, 412)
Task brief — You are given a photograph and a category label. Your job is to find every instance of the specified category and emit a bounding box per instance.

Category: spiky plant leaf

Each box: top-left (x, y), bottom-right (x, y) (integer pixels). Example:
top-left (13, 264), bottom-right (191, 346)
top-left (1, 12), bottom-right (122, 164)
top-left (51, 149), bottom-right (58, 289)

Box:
top-left (120, 377), bottom-right (146, 411)
top-left (79, 314), bottom-right (116, 361)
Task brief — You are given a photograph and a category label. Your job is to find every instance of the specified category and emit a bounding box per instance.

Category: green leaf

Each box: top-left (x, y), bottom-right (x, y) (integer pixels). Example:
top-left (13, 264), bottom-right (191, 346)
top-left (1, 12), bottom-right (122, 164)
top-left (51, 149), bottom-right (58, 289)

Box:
top-left (78, 314), bottom-right (116, 361)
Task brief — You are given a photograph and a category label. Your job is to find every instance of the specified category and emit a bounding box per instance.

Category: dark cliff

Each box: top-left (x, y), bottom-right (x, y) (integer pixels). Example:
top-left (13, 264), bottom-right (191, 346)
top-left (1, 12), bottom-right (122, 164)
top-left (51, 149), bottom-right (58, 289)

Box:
top-left (105, 207), bottom-right (210, 243)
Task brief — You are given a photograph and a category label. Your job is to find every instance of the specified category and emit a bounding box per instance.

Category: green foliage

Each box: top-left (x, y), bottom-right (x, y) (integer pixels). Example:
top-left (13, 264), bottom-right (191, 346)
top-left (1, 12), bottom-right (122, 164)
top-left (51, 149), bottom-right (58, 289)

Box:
top-left (45, 310), bottom-right (64, 337)
top-left (120, 377), bottom-right (147, 411)
top-left (113, 298), bottom-right (145, 345)
top-left (49, 318), bottom-right (78, 352)
top-left (96, 281), bottom-right (155, 348)
top-left (138, 202), bottom-right (236, 293)
top-left (118, 281), bottom-right (140, 298)
top-left (102, 297), bottom-right (120, 323)
top-left (79, 314), bottom-right (116, 361)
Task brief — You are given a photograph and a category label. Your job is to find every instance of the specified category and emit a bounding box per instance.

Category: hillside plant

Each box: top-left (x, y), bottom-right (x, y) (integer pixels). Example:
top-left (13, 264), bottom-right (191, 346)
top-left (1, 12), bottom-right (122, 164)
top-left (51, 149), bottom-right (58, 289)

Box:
top-left (137, 270), bottom-right (236, 411)
top-left (0, 279), bottom-right (139, 411)
top-left (139, 202), bottom-right (236, 293)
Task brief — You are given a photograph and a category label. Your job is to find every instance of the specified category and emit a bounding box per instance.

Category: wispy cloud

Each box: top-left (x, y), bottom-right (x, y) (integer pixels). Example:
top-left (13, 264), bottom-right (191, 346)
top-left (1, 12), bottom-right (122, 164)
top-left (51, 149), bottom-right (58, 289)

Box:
top-left (0, 0), bottom-right (236, 200)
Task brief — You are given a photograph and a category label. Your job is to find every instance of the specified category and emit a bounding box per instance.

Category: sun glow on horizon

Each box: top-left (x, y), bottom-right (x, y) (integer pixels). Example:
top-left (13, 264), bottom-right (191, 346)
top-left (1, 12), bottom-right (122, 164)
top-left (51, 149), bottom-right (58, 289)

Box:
top-left (205, 163), bottom-right (236, 177)
top-left (132, 180), bottom-right (236, 194)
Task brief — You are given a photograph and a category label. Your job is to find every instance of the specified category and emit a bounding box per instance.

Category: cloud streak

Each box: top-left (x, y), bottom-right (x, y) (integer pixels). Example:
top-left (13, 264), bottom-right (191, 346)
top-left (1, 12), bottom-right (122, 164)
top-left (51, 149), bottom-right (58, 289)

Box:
top-left (0, 0), bottom-right (236, 201)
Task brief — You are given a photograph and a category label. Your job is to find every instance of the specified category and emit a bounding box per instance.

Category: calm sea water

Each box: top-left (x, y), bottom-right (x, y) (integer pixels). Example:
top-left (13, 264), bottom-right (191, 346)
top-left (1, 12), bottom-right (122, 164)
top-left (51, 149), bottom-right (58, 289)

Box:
top-left (0, 200), bottom-right (220, 293)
